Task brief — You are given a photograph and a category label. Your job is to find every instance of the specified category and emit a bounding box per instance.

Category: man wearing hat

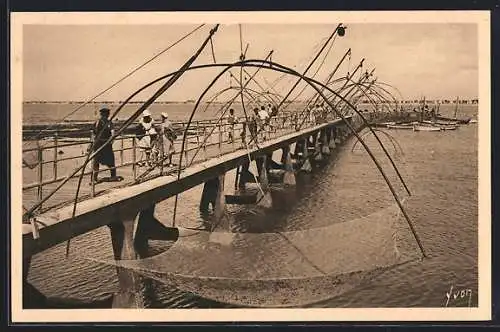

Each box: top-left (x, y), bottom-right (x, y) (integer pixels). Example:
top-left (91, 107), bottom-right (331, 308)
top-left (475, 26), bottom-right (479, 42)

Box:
top-left (160, 112), bottom-right (176, 166)
top-left (91, 107), bottom-right (120, 182)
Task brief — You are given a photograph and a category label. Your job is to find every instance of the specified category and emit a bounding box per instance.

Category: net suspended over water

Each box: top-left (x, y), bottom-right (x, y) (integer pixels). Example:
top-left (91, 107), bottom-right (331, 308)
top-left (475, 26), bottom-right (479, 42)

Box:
top-left (90, 198), bottom-right (423, 307)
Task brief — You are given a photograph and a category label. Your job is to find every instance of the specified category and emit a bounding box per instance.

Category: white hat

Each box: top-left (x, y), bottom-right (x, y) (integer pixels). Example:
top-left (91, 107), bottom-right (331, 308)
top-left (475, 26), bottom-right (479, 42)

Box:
top-left (161, 112), bottom-right (169, 118)
top-left (142, 109), bottom-right (151, 117)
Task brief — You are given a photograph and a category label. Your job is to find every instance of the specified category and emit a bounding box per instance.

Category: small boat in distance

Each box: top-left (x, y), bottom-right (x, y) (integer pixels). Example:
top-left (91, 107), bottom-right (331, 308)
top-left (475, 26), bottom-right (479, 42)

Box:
top-left (422, 120), bottom-right (458, 126)
top-left (387, 124), bottom-right (414, 130)
top-left (440, 125), bottom-right (458, 131)
top-left (371, 121), bottom-right (396, 128)
top-left (412, 124), bottom-right (441, 132)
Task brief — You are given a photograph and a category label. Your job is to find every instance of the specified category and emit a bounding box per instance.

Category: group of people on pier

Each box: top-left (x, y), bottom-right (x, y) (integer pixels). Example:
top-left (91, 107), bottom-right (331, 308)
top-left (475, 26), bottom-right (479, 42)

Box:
top-left (90, 107), bottom-right (177, 183)
top-left (225, 103), bottom-right (278, 146)
top-left (90, 101), bottom-right (330, 183)
top-left (135, 110), bottom-right (177, 167)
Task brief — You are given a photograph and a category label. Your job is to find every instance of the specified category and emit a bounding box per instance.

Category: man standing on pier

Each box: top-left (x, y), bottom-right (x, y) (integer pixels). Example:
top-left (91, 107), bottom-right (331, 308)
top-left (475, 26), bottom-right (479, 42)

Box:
top-left (258, 105), bottom-right (270, 140)
top-left (91, 107), bottom-right (120, 183)
top-left (227, 108), bottom-right (237, 143)
top-left (160, 112), bottom-right (176, 166)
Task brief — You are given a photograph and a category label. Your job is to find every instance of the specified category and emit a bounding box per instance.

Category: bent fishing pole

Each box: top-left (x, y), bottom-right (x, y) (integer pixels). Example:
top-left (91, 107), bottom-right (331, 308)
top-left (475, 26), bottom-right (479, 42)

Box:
top-left (22, 24), bottom-right (220, 220)
top-left (306, 48), bottom-right (352, 110)
top-left (172, 58), bottom-right (426, 258)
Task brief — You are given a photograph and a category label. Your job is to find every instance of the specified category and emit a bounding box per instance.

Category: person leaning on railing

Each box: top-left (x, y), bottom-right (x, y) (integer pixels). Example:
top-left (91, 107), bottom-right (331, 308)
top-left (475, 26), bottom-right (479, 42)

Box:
top-left (248, 108), bottom-right (259, 146)
top-left (258, 106), bottom-right (270, 140)
top-left (160, 112), bottom-right (176, 166)
top-left (91, 107), bottom-right (119, 182)
top-left (227, 108), bottom-right (237, 143)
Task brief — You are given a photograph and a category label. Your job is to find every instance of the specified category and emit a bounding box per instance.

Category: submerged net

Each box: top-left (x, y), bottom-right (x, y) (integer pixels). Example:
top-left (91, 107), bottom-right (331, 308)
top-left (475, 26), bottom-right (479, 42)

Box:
top-left (89, 199), bottom-right (423, 307)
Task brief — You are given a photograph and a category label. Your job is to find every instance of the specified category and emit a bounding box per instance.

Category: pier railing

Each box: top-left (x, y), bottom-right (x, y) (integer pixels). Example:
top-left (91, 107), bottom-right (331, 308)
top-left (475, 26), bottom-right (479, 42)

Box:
top-left (22, 110), bottom-right (326, 215)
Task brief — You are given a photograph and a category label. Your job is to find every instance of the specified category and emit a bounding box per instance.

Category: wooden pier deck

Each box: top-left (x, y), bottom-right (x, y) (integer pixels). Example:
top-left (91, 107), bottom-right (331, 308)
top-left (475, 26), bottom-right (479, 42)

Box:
top-left (22, 116), bottom-right (352, 258)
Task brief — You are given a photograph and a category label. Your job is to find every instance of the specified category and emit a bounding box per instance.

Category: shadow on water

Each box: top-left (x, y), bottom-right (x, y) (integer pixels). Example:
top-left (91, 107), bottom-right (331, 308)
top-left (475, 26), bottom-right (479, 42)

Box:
top-left (24, 144), bottom-right (362, 309)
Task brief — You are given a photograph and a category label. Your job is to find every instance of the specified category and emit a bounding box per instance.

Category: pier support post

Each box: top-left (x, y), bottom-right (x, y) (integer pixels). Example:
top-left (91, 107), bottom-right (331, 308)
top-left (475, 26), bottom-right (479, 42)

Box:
top-left (300, 138), bottom-right (312, 173)
top-left (314, 132), bottom-right (323, 162)
top-left (335, 127), bottom-right (342, 144)
top-left (310, 133), bottom-right (317, 147)
top-left (108, 210), bottom-right (145, 308)
top-left (321, 129), bottom-right (330, 155)
top-left (282, 146), bottom-right (296, 186)
top-left (257, 155), bottom-right (272, 208)
top-left (293, 140), bottom-right (302, 160)
top-left (329, 127), bottom-right (337, 149)
top-left (256, 156), bottom-right (269, 191)
top-left (134, 205), bottom-right (179, 255)
top-left (280, 146), bottom-right (290, 164)
top-left (214, 174), bottom-right (226, 221)
top-left (238, 160), bottom-right (252, 188)
top-left (200, 175), bottom-right (225, 218)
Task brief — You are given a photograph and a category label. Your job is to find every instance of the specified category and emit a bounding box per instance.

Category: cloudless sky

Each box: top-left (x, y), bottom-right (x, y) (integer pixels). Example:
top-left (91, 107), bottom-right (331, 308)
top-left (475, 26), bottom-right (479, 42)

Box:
top-left (23, 23), bottom-right (478, 102)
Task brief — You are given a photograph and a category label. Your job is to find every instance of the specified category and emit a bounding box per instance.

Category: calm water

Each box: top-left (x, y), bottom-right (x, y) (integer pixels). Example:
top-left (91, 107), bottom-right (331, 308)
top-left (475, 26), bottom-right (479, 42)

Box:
top-left (26, 105), bottom-right (478, 308)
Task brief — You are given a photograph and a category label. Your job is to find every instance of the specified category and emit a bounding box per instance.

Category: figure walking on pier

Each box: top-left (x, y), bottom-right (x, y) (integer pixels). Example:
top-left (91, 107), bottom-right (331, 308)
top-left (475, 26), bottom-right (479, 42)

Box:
top-left (160, 112), bottom-right (176, 166)
top-left (258, 105), bottom-right (270, 140)
top-left (91, 107), bottom-right (120, 183)
top-left (135, 110), bottom-right (158, 167)
top-left (227, 108), bottom-right (237, 143)
top-left (249, 108), bottom-right (260, 146)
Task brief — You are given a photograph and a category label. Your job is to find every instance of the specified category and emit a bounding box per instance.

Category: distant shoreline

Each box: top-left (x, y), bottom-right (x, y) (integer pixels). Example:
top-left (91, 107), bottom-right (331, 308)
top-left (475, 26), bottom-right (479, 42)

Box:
top-left (23, 98), bottom-right (479, 105)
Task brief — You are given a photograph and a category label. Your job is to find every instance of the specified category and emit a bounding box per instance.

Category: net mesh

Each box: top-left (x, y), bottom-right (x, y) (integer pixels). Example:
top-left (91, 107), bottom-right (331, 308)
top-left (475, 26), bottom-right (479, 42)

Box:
top-left (89, 199), bottom-right (423, 307)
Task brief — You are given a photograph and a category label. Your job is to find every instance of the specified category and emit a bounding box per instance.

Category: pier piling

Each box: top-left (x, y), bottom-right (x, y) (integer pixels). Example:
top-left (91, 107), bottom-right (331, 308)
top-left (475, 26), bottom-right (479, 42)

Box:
top-left (314, 133), bottom-right (323, 162)
top-left (200, 177), bottom-right (221, 214)
top-left (214, 174), bottom-right (226, 220)
top-left (321, 129), bottom-right (331, 155)
top-left (282, 146), bottom-right (296, 186)
top-left (300, 138), bottom-right (312, 172)
top-left (108, 210), bottom-right (145, 308)
top-left (257, 155), bottom-right (272, 208)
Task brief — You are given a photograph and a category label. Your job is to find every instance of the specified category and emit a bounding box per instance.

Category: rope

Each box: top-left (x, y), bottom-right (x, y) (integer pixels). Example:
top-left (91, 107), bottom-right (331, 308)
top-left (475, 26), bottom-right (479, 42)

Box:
top-left (32, 58), bottom-right (422, 257)
top-left (209, 36), bottom-right (217, 64)
top-left (26, 24), bottom-right (206, 148)
top-left (235, 25), bottom-right (267, 202)
top-left (35, 25), bottom-right (219, 255)
top-left (307, 48), bottom-right (351, 110)
top-left (276, 24), bottom-right (342, 111)
top-left (293, 59), bottom-right (366, 133)
top-left (151, 58), bottom-right (425, 258)
top-left (282, 33), bottom-right (338, 108)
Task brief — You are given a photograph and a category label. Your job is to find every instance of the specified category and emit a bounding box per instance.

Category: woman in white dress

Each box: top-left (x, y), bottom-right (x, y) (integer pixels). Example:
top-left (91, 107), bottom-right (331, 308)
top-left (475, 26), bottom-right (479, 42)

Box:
top-left (136, 110), bottom-right (158, 166)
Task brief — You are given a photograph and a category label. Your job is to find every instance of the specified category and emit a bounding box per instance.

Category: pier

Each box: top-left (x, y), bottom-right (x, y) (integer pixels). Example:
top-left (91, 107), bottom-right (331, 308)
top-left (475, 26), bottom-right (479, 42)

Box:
top-left (22, 111), bottom-right (363, 308)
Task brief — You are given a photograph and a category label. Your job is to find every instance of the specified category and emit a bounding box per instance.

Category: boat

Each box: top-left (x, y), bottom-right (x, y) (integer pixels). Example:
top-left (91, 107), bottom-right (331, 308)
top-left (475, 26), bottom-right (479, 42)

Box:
top-left (387, 124), bottom-right (414, 130)
top-left (458, 118), bottom-right (472, 124)
top-left (412, 124), bottom-right (441, 132)
top-left (370, 121), bottom-right (396, 128)
top-left (422, 120), bottom-right (458, 126)
top-left (439, 125), bottom-right (458, 131)
top-left (434, 97), bottom-right (471, 124)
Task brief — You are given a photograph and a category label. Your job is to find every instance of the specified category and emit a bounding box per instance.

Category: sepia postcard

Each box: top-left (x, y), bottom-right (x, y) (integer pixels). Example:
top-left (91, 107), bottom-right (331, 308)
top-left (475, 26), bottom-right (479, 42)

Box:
top-left (10, 10), bottom-right (491, 323)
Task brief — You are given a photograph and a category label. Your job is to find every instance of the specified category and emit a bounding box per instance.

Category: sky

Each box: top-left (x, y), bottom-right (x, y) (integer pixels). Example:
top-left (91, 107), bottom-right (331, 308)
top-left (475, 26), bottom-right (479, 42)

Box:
top-left (22, 23), bottom-right (478, 102)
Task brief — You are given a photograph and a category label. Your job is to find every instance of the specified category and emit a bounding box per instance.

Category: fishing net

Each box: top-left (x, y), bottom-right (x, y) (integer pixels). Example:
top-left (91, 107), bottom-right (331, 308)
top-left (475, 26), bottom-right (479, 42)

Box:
top-left (89, 198), bottom-right (423, 307)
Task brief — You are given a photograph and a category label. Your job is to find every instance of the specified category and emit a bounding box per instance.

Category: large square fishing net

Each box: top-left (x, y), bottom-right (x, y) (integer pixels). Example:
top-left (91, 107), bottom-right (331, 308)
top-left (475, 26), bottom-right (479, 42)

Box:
top-left (89, 198), bottom-right (423, 307)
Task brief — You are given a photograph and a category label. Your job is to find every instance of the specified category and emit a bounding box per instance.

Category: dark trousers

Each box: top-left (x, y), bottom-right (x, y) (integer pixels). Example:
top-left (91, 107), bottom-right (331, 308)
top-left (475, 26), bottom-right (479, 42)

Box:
top-left (92, 158), bottom-right (116, 180)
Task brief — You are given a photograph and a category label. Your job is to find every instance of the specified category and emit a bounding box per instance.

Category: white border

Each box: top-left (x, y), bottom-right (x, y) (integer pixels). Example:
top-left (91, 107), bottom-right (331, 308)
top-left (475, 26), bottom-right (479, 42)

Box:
top-left (11, 11), bottom-right (491, 323)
